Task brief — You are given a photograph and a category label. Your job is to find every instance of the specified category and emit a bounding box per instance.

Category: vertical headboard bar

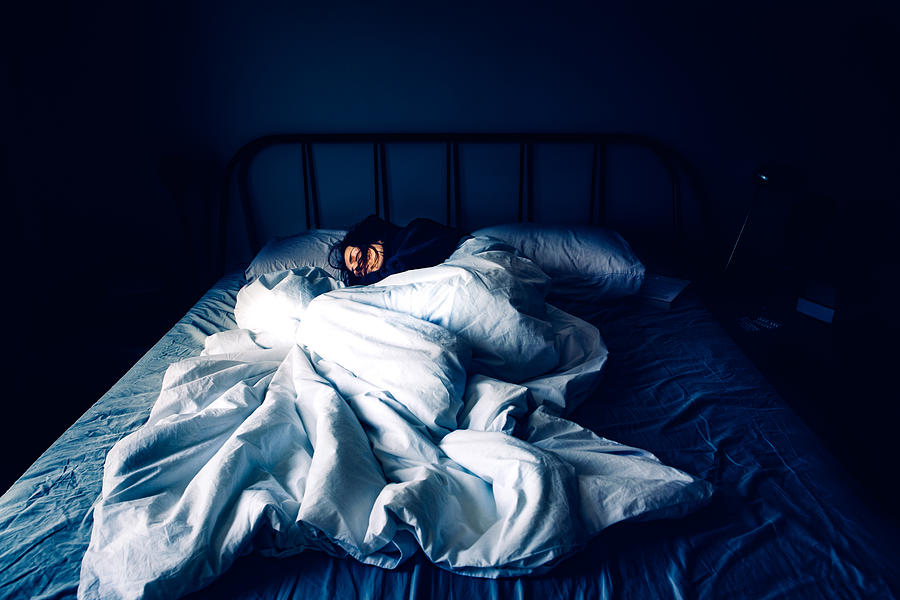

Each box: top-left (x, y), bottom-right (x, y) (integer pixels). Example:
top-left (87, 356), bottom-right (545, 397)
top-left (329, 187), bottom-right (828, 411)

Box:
top-left (379, 143), bottom-right (390, 223)
top-left (526, 143), bottom-right (535, 223)
top-left (445, 143), bottom-right (452, 226)
top-left (517, 144), bottom-right (526, 222)
top-left (372, 143), bottom-right (379, 218)
top-left (307, 144), bottom-right (321, 229)
top-left (301, 144), bottom-right (312, 231)
top-left (452, 142), bottom-right (461, 228)
top-left (597, 143), bottom-right (607, 226)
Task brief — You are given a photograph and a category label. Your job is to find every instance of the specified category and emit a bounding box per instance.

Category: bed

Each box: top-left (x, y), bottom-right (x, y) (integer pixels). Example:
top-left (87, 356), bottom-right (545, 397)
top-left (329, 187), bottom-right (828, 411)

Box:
top-left (1, 133), bottom-right (897, 600)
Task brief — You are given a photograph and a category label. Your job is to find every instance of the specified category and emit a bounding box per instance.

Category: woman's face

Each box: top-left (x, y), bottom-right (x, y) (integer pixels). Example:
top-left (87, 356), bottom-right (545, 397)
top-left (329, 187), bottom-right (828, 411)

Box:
top-left (344, 242), bottom-right (384, 279)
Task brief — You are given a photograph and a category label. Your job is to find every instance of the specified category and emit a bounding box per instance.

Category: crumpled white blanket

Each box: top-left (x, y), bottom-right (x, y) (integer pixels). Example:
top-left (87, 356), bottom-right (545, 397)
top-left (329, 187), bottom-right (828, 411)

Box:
top-left (79, 237), bottom-right (712, 600)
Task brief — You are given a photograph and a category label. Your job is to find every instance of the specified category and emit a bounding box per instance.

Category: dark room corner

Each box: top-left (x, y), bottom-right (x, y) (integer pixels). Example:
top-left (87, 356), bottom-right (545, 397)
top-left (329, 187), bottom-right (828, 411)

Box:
top-left (4, 0), bottom-right (899, 521)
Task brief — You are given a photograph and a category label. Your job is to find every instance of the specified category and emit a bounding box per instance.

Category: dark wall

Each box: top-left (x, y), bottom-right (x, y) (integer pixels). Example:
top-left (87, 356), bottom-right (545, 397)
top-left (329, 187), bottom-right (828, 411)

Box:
top-left (4, 0), bottom-right (898, 489)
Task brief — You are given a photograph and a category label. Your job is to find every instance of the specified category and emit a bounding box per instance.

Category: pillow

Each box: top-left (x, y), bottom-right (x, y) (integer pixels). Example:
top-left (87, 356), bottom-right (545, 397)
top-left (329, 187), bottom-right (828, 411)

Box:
top-left (244, 229), bottom-right (347, 281)
top-left (471, 223), bottom-right (645, 303)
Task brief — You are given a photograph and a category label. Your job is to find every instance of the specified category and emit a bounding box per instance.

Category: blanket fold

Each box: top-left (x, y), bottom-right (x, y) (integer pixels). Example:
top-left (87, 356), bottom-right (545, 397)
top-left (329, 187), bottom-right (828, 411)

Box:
top-left (79, 237), bottom-right (712, 600)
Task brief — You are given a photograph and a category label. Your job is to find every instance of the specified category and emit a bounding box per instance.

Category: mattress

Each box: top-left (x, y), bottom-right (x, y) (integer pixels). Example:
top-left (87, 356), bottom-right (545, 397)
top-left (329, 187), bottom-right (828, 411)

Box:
top-left (1, 273), bottom-right (897, 599)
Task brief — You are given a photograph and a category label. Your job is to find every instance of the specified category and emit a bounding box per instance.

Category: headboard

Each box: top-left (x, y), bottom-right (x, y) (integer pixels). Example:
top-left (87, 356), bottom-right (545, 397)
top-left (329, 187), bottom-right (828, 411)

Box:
top-left (220, 133), bottom-right (710, 277)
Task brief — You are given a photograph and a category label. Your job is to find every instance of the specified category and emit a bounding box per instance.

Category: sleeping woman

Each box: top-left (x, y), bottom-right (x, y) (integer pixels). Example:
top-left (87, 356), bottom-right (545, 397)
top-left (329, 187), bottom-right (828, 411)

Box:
top-left (330, 214), bottom-right (468, 285)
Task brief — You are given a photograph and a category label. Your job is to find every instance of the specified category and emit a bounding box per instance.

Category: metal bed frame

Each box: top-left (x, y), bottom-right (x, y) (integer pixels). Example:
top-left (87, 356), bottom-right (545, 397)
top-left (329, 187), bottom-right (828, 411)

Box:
top-left (220, 132), bottom-right (710, 275)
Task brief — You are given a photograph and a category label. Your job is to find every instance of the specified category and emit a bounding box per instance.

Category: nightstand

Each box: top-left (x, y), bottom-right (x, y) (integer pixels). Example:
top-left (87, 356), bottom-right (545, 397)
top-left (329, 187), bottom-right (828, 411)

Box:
top-left (698, 271), bottom-right (896, 523)
top-left (698, 272), bottom-right (838, 427)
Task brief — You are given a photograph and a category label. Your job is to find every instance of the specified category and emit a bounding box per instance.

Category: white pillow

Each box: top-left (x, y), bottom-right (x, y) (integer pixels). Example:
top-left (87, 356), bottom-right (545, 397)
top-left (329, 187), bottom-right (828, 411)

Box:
top-left (471, 223), bottom-right (645, 302)
top-left (244, 229), bottom-right (347, 281)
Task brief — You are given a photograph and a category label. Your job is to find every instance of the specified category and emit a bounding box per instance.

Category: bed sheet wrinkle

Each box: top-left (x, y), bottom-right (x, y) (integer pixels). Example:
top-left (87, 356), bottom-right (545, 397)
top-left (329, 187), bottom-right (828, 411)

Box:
top-left (75, 240), bottom-right (714, 599)
top-left (0, 274), bottom-right (247, 600)
top-left (578, 293), bottom-right (900, 594)
top-left (7, 269), bottom-right (898, 599)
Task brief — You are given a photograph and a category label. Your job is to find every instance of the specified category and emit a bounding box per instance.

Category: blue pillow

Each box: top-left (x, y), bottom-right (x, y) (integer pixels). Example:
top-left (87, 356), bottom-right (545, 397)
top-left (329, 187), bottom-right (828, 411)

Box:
top-left (471, 224), bottom-right (645, 303)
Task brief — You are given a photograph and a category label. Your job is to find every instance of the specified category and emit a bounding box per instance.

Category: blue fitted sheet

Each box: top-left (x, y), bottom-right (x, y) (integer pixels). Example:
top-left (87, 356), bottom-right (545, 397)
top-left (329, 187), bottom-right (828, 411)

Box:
top-left (1, 275), bottom-right (897, 599)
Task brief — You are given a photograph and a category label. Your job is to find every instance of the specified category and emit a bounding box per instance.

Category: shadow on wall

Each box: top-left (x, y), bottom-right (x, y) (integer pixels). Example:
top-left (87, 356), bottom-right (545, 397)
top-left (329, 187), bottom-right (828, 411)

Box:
top-left (157, 151), bottom-right (223, 291)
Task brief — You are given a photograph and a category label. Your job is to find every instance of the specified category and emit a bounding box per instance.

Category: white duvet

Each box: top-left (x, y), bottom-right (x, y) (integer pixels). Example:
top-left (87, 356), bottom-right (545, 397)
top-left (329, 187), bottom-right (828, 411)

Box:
top-left (79, 237), bottom-right (712, 600)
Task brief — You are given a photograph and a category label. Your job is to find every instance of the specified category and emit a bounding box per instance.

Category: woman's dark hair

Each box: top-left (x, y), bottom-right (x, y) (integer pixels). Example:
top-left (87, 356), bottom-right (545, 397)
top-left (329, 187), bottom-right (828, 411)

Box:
top-left (328, 215), bottom-right (394, 285)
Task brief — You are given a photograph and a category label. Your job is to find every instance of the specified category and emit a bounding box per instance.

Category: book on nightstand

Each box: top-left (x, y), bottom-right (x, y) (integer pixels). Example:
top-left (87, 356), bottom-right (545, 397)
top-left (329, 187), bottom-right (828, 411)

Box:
top-left (638, 274), bottom-right (691, 309)
top-left (796, 281), bottom-right (837, 324)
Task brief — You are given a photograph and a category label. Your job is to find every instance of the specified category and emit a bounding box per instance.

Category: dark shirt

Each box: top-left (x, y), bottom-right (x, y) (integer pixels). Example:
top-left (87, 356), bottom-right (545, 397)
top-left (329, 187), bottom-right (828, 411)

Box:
top-left (357, 218), bottom-right (467, 285)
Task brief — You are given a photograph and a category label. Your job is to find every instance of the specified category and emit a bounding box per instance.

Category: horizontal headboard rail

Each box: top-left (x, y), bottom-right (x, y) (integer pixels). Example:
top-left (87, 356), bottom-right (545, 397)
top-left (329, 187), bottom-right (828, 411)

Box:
top-left (220, 132), bottom-right (709, 276)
